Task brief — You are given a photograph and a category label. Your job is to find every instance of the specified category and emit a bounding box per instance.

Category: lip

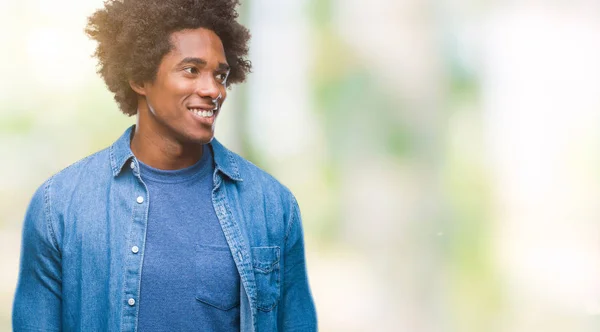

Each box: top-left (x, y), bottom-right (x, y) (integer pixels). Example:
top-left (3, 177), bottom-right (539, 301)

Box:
top-left (187, 105), bottom-right (217, 111)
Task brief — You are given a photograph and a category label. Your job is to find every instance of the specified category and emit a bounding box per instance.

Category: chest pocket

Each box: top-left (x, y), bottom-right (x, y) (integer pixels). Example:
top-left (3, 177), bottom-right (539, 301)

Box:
top-left (251, 246), bottom-right (280, 312)
top-left (195, 245), bottom-right (241, 310)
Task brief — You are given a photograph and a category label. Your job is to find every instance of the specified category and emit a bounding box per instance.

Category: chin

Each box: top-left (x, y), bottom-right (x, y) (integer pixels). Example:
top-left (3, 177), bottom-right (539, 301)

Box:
top-left (184, 131), bottom-right (214, 145)
top-left (170, 121), bottom-right (215, 145)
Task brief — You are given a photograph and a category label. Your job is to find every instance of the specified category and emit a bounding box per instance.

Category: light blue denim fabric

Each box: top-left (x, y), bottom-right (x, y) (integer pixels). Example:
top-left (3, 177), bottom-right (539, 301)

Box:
top-left (12, 126), bottom-right (317, 332)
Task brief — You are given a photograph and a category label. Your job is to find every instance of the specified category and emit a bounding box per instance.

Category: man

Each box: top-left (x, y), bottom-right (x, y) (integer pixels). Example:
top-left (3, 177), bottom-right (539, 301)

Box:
top-left (12, 0), bottom-right (317, 331)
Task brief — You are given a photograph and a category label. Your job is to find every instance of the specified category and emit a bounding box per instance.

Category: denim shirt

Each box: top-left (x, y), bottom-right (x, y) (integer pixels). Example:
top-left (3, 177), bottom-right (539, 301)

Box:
top-left (12, 126), bottom-right (317, 332)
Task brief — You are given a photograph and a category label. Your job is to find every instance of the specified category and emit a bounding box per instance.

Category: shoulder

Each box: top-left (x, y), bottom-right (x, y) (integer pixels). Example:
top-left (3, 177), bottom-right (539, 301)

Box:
top-left (37, 148), bottom-right (113, 214)
top-left (226, 148), bottom-right (294, 202)
top-left (211, 138), bottom-right (295, 202)
top-left (49, 147), bottom-right (112, 191)
top-left (25, 148), bottom-right (112, 246)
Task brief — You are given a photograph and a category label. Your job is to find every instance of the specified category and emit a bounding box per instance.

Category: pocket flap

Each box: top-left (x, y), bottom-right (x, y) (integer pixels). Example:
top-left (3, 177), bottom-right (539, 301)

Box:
top-left (251, 246), bottom-right (280, 273)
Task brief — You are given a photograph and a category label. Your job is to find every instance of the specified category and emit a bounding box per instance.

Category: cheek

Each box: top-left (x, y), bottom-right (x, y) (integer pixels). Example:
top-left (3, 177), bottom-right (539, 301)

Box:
top-left (169, 78), bottom-right (195, 95)
top-left (155, 72), bottom-right (193, 95)
top-left (148, 81), bottom-right (188, 106)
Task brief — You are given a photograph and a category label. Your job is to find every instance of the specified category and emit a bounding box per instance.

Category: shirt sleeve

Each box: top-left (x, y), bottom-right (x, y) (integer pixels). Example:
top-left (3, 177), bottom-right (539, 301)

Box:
top-left (12, 180), bottom-right (62, 331)
top-left (278, 195), bottom-right (318, 331)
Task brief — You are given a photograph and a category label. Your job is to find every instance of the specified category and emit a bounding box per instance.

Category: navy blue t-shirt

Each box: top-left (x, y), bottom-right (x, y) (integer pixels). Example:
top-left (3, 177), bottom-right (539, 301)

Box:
top-left (137, 145), bottom-right (241, 331)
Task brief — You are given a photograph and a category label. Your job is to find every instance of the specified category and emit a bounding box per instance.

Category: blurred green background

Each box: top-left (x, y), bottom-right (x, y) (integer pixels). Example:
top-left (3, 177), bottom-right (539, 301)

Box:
top-left (2, 0), bottom-right (600, 331)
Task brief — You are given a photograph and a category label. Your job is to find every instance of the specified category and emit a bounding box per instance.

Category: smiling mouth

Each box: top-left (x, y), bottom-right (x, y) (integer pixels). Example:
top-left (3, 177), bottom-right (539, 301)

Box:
top-left (188, 108), bottom-right (216, 118)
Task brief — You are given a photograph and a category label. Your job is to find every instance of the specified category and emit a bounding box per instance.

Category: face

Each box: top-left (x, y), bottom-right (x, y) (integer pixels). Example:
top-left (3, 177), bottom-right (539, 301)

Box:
top-left (133, 28), bottom-right (230, 145)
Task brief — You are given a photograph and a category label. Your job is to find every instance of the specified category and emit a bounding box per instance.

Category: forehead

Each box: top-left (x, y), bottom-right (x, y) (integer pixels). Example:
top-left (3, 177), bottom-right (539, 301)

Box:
top-left (168, 28), bottom-right (227, 63)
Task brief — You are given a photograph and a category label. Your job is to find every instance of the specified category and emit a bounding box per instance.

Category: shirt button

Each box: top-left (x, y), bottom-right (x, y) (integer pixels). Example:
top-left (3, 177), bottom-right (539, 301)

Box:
top-left (131, 246), bottom-right (139, 254)
top-left (136, 196), bottom-right (144, 204)
top-left (130, 161), bottom-right (135, 169)
top-left (128, 298), bottom-right (136, 306)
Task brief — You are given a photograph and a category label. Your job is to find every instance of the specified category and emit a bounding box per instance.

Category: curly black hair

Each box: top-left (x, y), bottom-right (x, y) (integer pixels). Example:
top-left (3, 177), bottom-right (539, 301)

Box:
top-left (85, 0), bottom-right (251, 116)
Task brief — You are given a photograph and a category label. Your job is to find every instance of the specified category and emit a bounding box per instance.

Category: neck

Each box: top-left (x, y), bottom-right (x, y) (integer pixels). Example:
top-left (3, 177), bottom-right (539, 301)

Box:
top-left (130, 112), bottom-right (203, 171)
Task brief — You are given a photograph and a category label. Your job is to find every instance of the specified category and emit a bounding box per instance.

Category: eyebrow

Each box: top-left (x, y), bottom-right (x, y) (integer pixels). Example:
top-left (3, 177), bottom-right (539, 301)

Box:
top-left (178, 57), bottom-right (230, 71)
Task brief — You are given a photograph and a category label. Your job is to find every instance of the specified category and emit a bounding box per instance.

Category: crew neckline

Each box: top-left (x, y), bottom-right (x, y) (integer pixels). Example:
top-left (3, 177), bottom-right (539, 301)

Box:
top-left (138, 145), bottom-right (213, 184)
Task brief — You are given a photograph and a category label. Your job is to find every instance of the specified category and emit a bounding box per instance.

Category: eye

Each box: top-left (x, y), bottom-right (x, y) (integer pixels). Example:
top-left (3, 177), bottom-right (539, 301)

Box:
top-left (183, 67), bottom-right (198, 75)
top-left (216, 72), bottom-right (229, 84)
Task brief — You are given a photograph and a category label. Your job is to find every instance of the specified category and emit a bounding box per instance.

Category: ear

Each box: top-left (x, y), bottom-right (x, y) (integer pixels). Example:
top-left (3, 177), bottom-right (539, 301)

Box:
top-left (129, 79), bottom-right (147, 96)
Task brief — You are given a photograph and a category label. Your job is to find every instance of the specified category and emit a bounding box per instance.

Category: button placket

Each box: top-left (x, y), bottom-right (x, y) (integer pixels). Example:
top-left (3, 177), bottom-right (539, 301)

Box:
top-left (121, 172), bottom-right (147, 326)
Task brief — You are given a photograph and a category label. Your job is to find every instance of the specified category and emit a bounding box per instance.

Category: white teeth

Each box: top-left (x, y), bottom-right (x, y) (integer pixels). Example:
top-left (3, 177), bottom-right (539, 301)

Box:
top-left (188, 108), bottom-right (215, 118)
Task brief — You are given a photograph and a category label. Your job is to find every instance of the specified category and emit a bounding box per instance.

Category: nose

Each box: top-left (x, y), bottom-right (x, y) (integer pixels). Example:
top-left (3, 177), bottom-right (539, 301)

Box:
top-left (195, 73), bottom-right (221, 100)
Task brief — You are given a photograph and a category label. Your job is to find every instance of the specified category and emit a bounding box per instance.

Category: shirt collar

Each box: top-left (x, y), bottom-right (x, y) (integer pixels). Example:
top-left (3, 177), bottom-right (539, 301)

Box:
top-left (208, 136), bottom-right (243, 182)
top-left (109, 125), bottom-right (135, 177)
top-left (109, 125), bottom-right (243, 181)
